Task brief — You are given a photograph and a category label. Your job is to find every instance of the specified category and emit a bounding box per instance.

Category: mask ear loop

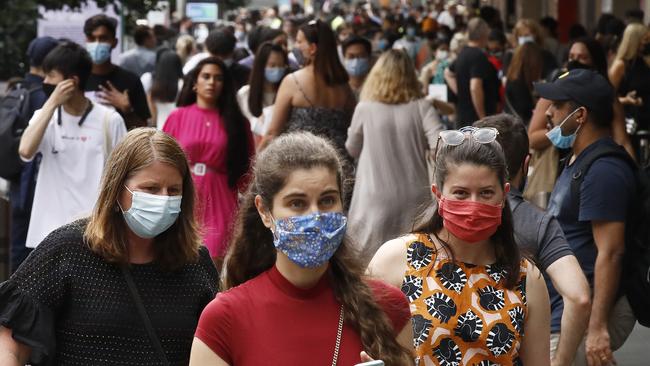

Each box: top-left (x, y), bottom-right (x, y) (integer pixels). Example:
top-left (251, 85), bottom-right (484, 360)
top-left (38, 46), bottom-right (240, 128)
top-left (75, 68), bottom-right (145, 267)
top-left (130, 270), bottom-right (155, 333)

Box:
top-left (268, 213), bottom-right (279, 241)
top-left (117, 186), bottom-right (135, 213)
top-left (558, 107), bottom-right (582, 132)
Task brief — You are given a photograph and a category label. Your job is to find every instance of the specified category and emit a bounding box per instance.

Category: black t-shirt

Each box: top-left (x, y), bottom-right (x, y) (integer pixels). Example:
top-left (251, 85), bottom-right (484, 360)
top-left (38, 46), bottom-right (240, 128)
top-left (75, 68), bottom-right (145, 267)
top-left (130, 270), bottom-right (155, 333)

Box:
top-left (452, 46), bottom-right (499, 127)
top-left (620, 57), bottom-right (650, 130)
top-left (85, 65), bottom-right (151, 130)
top-left (505, 77), bottom-right (535, 125)
top-left (0, 220), bottom-right (219, 365)
top-left (230, 63), bottom-right (251, 91)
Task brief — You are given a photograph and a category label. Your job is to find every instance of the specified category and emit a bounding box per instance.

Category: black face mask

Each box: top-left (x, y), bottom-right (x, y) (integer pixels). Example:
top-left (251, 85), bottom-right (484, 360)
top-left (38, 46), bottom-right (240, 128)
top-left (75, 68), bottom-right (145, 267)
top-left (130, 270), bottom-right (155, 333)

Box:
top-left (567, 59), bottom-right (591, 71)
top-left (292, 48), bottom-right (306, 67)
top-left (42, 83), bottom-right (56, 99)
top-left (643, 43), bottom-right (650, 56)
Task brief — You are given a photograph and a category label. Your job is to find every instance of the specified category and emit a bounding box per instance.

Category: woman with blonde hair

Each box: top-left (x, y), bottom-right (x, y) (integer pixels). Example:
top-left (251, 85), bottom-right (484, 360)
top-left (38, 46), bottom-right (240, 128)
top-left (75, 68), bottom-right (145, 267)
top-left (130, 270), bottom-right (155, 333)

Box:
top-left (0, 128), bottom-right (218, 365)
top-left (176, 34), bottom-right (197, 66)
top-left (345, 49), bottom-right (443, 262)
top-left (609, 23), bottom-right (648, 90)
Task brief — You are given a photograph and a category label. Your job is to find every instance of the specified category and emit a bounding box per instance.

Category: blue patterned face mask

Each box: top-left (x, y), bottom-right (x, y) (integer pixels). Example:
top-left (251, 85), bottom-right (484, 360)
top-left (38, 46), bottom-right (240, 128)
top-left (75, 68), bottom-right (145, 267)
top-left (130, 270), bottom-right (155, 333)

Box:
top-left (271, 212), bottom-right (347, 268)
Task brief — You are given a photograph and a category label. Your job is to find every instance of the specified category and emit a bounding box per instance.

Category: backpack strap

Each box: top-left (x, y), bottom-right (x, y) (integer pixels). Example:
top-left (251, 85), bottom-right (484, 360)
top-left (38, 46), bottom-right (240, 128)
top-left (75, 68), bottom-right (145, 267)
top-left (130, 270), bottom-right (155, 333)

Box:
top-left (569, 144), bottom-right (637, 205)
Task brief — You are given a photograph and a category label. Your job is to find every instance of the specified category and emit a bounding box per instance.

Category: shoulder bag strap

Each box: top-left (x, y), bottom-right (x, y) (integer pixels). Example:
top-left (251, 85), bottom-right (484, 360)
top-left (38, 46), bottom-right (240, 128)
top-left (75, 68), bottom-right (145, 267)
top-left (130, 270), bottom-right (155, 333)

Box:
top-left (569, 145), bottom-right (635, 203)
top-left (121, 266), bottom-right (170, 366)
top-left (102, 109), bottom-right (112, 161)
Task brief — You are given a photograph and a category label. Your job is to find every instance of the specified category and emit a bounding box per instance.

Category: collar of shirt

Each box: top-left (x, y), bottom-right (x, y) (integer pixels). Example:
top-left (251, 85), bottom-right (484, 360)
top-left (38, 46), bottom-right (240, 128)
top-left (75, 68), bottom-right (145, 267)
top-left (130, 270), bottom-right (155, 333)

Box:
top-left (508, 186), bottom-right (524, 200)
top-left (24, 73), bottom-right (44, 85)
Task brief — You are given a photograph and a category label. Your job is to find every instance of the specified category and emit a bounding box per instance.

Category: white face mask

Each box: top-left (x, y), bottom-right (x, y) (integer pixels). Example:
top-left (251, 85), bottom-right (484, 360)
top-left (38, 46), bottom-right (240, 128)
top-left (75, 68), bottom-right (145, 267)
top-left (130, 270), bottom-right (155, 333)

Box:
top-left (435, 50), bottom-right (449, 61)
top-left (120, 186), bottom-right (182, 239)
top-left (518, 35), bottom-right (535, 45)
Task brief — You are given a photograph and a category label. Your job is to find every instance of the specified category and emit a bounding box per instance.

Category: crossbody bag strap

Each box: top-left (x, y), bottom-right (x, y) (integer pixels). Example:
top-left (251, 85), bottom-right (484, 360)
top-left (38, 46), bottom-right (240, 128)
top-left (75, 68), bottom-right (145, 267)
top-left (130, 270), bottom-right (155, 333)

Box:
top-left (121, 266), bottom-right (170, 366)
top-left (103, 109), bottom-right (112, 161)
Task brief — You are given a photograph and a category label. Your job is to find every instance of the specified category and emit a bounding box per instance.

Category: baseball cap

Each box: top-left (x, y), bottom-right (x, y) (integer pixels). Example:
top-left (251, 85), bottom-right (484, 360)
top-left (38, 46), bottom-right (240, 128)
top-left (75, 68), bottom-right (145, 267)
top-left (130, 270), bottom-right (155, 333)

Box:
top-left (26, 37), bottom-right (59, 67)
top-left (534, 68), bottom-right (614, 114)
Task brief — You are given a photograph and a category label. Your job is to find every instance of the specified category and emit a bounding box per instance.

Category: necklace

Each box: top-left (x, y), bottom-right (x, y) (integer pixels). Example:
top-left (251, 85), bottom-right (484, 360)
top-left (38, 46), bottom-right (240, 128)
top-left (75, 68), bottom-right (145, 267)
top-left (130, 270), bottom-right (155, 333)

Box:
top-left (331, 305), bottom-right (344, 366)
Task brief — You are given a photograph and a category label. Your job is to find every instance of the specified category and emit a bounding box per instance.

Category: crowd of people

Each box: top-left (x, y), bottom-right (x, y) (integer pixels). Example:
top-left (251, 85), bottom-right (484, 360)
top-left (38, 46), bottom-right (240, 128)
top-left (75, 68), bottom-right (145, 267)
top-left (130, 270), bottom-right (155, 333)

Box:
top-left (0, 1), bottom-right (648, 365)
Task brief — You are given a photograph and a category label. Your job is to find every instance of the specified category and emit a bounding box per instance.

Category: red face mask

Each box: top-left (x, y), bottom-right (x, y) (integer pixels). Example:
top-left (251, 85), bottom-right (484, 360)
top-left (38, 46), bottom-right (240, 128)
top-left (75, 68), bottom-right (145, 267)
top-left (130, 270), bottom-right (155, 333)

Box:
top-left (438, 196), bottom-right (503, 243)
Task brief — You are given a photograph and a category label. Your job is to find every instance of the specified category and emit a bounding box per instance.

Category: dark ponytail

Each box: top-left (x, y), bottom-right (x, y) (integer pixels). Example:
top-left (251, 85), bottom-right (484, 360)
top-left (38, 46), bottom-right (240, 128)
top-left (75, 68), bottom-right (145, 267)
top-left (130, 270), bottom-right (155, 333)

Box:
top-left (299, 20), bottom-right (349, 86)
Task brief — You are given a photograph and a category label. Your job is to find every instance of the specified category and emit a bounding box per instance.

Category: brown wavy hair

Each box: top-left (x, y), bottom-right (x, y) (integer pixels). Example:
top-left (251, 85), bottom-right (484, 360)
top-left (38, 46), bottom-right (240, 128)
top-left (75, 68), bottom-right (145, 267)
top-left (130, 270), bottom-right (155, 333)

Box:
top-left (506, 42), bottom-right (543, 92)
top-left (84, 128), bottom-right (202, 270)
top-left (224, 132), bottom-right (413, 364)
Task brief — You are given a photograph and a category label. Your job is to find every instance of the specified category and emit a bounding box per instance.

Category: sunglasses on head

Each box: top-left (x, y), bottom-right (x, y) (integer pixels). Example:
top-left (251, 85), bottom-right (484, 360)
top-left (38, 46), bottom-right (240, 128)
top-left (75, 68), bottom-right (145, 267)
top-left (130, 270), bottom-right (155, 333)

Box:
top-left (433, 126), bottom-right (500, 161)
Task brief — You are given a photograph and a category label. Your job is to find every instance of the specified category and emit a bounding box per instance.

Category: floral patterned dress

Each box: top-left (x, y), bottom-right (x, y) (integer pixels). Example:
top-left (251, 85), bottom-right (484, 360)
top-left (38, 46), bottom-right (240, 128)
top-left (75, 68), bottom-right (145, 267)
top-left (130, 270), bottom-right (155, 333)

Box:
top-left (401, 233), bottom-right (528, 366)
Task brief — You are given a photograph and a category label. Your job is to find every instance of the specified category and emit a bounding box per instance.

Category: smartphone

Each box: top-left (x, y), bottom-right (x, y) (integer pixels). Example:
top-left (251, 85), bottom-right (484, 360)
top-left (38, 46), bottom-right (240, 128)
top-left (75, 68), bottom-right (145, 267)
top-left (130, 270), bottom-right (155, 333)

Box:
top-left (354, 361), bottom-right (385, 366)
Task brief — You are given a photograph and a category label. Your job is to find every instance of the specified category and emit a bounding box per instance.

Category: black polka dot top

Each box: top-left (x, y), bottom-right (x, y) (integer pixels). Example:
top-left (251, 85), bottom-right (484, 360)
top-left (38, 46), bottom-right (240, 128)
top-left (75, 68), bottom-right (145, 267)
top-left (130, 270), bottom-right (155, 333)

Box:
top-left (0, 220), bottom-right (219, 365)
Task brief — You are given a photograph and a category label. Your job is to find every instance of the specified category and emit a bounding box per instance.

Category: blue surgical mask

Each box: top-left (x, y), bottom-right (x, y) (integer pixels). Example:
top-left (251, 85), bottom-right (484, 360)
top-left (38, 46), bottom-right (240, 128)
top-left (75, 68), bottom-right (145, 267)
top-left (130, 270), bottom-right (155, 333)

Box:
top-left (271, 212), bottom-right (347, 268)
top-left (377, 39), bottom-right (388, 51)
top-left (86, 42), bottom-right (112, 64)
top-left (406, 27), bottom-right (417, 38)
top-left (344, 58), bottom-right (370, 77)
top-left (265, 67), bottom-right (285, 83)
top-left (546, 108), bottom-right (582, 149)
top-left (120, 186), bottom-right (182, 239)
top-left (518, 36), bottom-right (535, 45)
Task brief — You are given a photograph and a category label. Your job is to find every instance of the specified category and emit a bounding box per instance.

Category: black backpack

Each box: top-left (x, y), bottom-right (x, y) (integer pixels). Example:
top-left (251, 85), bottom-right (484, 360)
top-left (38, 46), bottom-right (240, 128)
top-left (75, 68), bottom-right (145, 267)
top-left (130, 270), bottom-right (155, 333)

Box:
top-left (0, 80), bottom-right (40, 180)
top-left (570, 144), bottom-right (650, 327)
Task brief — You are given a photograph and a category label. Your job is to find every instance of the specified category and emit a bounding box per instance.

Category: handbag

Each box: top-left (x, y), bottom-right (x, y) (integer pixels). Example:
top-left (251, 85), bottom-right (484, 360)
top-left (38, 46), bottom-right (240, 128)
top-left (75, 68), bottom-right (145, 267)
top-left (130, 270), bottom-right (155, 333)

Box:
top-left (523, 145), bottom-right (560, 209)
top-left (121, 266), bottom-right (171, 366)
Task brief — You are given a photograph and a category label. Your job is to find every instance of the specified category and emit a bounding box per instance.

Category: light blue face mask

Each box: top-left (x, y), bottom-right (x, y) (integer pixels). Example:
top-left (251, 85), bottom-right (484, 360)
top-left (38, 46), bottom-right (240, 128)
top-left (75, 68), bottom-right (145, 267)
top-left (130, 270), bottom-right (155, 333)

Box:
top-left (344, 58), bottom-right (370, 77)
top-left (264, 67), bottom-right (285, 83)
top-left (271, 212), bottom-right (347, 268)
top-left (120, 186), bottom-right (182, 239)
top-left (406, 27), bottom-right (417, 38)
top-left (377, 39), bottom-right (388, 51)
top-left (86, 42), bottom-right (112, 64)
top-left (546, 108), bottom-right (582, 149)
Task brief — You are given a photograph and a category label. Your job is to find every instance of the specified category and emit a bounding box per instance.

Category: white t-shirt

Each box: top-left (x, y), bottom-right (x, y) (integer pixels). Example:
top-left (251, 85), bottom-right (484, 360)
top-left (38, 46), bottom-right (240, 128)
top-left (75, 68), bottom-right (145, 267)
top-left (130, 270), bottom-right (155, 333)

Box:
top-left (140, 72), bottom-right (183, 130)
top-left (25, 102), bottom-right (127, 248)
top-left (236, 85), bottom-right (276, 136)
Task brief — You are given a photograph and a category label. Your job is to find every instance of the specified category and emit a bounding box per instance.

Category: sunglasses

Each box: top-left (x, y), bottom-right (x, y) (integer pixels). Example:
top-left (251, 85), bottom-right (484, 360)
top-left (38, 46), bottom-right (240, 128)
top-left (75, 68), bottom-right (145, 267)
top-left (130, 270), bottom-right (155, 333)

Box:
top-left (433, 126), bottom-right (499, 161)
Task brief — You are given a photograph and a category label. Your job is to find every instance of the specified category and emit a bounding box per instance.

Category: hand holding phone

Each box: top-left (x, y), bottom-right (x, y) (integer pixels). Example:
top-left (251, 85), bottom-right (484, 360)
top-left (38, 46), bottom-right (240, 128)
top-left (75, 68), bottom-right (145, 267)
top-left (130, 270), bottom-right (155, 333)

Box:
top-left (354, 361), bottom-right (384, 366)
top-left (355, 352), bottom-right (384, 366)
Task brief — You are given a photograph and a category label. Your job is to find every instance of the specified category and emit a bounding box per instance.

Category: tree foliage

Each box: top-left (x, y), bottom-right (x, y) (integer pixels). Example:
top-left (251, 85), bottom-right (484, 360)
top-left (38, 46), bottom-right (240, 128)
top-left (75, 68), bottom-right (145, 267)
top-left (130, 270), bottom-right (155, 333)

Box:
top-left (0, 0), bottom-right (169, 79)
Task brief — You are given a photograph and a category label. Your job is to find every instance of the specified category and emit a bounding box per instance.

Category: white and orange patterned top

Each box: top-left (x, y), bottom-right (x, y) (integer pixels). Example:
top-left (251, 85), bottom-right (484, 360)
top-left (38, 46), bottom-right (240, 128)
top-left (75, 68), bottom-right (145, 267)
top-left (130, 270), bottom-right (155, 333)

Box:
top-left (401, 233), bottom-right (528, 366)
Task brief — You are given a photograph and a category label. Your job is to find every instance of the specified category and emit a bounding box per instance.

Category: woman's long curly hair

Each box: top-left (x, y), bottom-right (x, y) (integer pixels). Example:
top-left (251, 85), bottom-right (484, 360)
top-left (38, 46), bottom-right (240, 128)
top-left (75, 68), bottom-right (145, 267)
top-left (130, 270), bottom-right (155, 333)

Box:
top-left (224, 132), bottom-right (413, 364)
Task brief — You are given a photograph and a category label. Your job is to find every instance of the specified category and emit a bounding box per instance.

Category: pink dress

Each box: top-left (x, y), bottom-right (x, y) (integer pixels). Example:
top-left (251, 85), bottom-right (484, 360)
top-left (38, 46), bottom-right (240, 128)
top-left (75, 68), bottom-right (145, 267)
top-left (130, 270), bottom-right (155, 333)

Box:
top-left (164, 104), bottom-right (253, 258)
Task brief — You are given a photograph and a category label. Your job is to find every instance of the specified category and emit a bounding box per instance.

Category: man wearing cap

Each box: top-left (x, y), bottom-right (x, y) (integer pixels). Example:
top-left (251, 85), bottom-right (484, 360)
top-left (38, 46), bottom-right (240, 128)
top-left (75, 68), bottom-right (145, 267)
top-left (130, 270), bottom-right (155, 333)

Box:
top-left (7, 36), bottom-right (59, 273)
top-left (536, 69), bottom-right (637, 366)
